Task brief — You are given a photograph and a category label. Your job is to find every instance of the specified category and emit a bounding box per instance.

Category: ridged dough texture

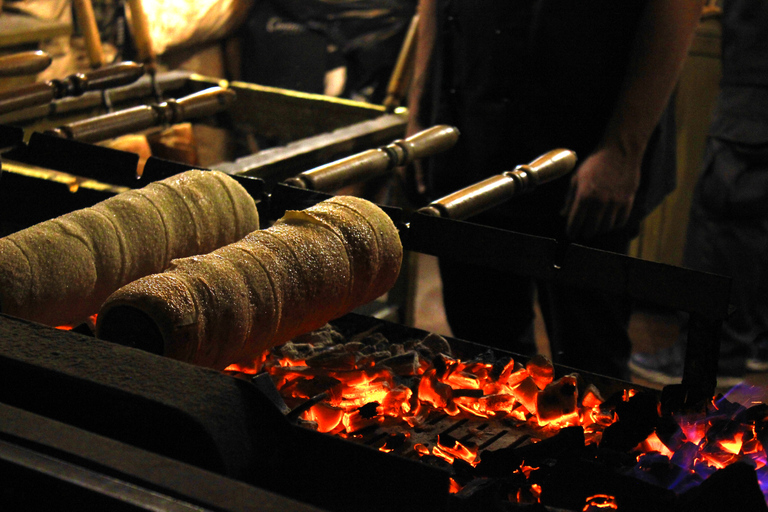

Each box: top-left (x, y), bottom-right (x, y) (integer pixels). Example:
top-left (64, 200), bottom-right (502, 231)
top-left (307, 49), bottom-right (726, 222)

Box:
top-left (96, 195), bottom-right (404, 370)
top-left (0, 170), bottom-right (259, 326)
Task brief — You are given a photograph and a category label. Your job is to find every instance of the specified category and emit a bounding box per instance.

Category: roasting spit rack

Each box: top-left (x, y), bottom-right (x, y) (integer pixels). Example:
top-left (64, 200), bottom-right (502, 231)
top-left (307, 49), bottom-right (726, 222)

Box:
top-left (0, 129), bottom-right (737, 512)
top-left (0, 115), bottom-right (730, 409)
top-left (0, 65), bottom-right (730, 404)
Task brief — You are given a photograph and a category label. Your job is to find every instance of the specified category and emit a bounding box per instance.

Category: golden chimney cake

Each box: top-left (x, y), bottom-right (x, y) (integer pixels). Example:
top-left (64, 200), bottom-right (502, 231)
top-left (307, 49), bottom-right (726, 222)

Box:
top-left (0, 170), bottom-right (259, 327)
top-left (96, 196), bottom-right (403, 370)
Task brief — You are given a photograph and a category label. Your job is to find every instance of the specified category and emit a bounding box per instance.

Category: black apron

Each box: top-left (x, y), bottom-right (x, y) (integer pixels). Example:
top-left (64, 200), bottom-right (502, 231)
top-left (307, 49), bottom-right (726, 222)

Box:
top-left (425, 0), bottom-right (676, 239)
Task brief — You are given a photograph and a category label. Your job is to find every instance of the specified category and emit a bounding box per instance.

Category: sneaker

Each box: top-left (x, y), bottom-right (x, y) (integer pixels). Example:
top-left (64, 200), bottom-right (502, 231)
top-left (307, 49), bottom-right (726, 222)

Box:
top-left (746, 335), bottom-right (768, 373)
top-left (629, 344), bottom-right (684, 386)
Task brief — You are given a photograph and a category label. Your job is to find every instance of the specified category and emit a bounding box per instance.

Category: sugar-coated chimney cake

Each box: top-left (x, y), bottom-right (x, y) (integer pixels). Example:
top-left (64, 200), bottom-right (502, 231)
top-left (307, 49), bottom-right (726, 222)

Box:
top-left (0, 170), bottom-right (259, 326)
top-left (96, 196), bottom-right (403, 370)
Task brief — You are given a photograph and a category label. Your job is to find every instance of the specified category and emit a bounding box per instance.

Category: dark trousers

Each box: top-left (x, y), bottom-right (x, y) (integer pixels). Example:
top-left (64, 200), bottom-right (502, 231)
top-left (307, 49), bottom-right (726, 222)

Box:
top-left (437, 206), bottom-right (635, 380)
top-left (681, 137), bottom-right (768, 369)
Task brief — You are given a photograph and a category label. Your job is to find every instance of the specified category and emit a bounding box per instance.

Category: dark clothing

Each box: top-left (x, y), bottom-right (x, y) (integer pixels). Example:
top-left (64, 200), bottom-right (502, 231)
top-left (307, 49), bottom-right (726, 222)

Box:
top-left (424, 0), bottom-right (676, 219)
top-left (240, 0), bottom-right (416, 101)
top-left (684, 138), bottom-right (768, 371)
top-left (681, 0), bottom-right (768, 369)
top-left (719, 0), bottom-right (768, 89)
top-left (424, 0), bottom-right (678, 378)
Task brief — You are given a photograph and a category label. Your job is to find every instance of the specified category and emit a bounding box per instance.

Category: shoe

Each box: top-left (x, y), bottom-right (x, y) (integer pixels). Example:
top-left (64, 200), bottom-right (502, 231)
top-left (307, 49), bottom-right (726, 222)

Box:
top-left (746, 335), bottom-right (768, 373)
top-left (629, 344), bottom-right (745, 389)
top-left (629, 344), bottom-right (684, 386)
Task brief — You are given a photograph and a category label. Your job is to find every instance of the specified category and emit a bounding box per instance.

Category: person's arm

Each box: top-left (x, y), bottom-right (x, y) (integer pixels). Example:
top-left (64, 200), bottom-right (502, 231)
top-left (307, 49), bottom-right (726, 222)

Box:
top-left (563, 0), bottom-right (705, 240)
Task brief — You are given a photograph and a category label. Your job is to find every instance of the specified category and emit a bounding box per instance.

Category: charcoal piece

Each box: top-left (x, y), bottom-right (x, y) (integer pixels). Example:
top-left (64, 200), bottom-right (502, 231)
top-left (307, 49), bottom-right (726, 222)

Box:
top-left (476, 427), bottom-right (585, 478)
top-left (759, 420), bottom-right (768, 451)
top-left (382, 432), bottom-right (408, 451)
top-left (535, 375), bottom-right (578, 425)
top-left (597, 389), bottom-right (627, 414)
top-left (293, 324), bottom-right (344, 346)
top-left (365, 350), bottom-right (393, 363)
top-left (390, 343), bottom-right (405, 355)
top-left (525, 354), bottom-right (554, 389)
top-left (666, 470), bottom-right (705, 496)
top-left (473, 445), bottom-right (522, 479)
top-left (358, 402), bottom-right (379, 419)
top-left (447, 477), bottom-right (504, 512)
top-left (378, 351), bottom-right (420, 376)
top-left (600, 391), bottom-right (659, 453)
top-left (294, 375), bottom-right (342, 398)
top-left (367, 333), bottom-right (390, 351)
top-left (515, 426), bottom-right (586, 464)
top-left (452, 388), bottom-right (484, 398)
top-left (450, 458), bottom-right (477, 484)
top-left (491, 356), bottom-right (515, 381)
top-left (251, 373), bottom-right (291, 415)
top-left (660, 384), bottom-right (709, 416)
top-left (305, 346), bottom-right (357, 369)
top-left (432, 353), bottom-right (451, 378)
top-left (704, 418), bottom-right (747, 448)
top-left (655, 414), bottom-right (685, 452)
top-left (711, 395), bottom-right (747, 422)
top-left (677, 462), bottom-right (768, 512)
top-left (348, 325), bottom-right (381, 344)
top-left (359, 344), bottom-right (378, 355)
top-left (669, 441), bottom-right (700, 470)
top-left (419, 454), bottom-right (455, 473)
top-left (70, 322), bottom-right (95, 336)
top-left (739, 403), bottom-right (768, 424)
top-left (344, 341), bottom-right (365, 353)
top-left (278, 341), bottom-right (315, 361)
top-left (631, 452), bottom-right (690, 489)
top-left (421, 332), bottom-right (452, 357)
top-left (540, 458), bottom-right (677, 512)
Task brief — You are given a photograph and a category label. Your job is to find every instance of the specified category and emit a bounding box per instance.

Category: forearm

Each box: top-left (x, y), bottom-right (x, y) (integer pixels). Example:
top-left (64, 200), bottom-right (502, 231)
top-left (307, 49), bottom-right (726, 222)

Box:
top-left (600, 0), bottom-right (704, 160)
top-left (407, 0), bottom-right (437, 132)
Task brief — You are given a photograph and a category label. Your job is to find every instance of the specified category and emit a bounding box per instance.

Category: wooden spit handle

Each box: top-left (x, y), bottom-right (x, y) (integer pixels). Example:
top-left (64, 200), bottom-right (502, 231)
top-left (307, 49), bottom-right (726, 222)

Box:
top-left (73, 0), bottom-right (106, 68)
top-left (383, 13), bottom-right (419, 112)
top-left (284, 124), bottom-right (460, 192)
top-left (0, 61), bottom-right (144, 115)
top-left (78, 61), bottom-right (146, 90)
top-left (125, 0), bottom-right (157, 69)
top-left (418, 148), bottom-right (577, 220)
top-left (0, 51), bottom-right (52, 78)
top-left (45, 87), bottom-right (237, 143)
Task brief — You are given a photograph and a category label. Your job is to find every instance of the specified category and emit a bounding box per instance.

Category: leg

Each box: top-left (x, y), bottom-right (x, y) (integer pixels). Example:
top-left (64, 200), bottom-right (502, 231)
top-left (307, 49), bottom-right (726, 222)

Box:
top-left (537, 231), bottom-right (634, 380)
top-left (438, 257), bottom-right (537, 357)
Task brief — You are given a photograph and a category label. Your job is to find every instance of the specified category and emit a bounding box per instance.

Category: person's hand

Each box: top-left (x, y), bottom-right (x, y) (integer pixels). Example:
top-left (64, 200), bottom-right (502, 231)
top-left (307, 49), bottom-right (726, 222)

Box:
top-left (561, 146), bottom-right (642, 240)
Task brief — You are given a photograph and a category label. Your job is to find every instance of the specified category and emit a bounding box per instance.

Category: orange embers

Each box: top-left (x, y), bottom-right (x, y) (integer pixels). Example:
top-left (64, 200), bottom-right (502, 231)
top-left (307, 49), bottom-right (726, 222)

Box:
top-left (259, 342), bottom-right (619, 438)
top-left (632, 385), bottom-right (768, 498)
top-left (583, 494), bottom-right (618, 511)
top-left (55, 314), bottom-right (98, 331)
top-left (253, 335), bottom-right (628, 492)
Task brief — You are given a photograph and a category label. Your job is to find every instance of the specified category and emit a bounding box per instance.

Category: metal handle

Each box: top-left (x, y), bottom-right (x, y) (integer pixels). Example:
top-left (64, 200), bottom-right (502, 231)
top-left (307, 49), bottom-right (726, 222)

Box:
top-left (284, 124), bottom-right (460, 191)
top-left (46, 87), bottom-right (236, 143)
top-left (418, 148), bottom-right (577, 220)
top-left (0, 51), bottom-right (52, 77)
